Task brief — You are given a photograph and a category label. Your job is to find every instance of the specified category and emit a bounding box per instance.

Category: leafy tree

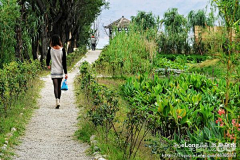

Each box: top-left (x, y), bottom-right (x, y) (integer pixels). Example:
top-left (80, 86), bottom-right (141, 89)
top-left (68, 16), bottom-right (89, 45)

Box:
top-left (163, 8), bottom-right (187, 34)
top-left (0, 0), bottom-right (107, 66)
top-left (30, 0), bottom-right (107, 60)
top-left (131, 11), bottom-right (157, 31)
top-left (159, 8), bottom-right (189, 54)
top-left (188, 9), bottom-right (214, 32)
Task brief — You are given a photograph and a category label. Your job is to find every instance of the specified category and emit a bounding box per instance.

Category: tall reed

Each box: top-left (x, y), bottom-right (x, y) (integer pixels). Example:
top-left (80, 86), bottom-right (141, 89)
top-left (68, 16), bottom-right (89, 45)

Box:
top-left (95, 24), bottom-right (157, 76)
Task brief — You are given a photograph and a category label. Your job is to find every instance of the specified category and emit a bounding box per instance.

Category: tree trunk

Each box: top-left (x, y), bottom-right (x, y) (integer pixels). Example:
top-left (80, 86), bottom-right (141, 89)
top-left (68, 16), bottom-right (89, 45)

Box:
top-left (20, 0), bottom-right (30, 61)
top-left (68, 39), bottom-right (74, 53)
top-left (40, 32), bottom-right (48, 63)
top-left (40, 13), bottom-right (49, 63)
top-left (32, 36), bottom-right (38, 60)
top-left (31, 0), bottom-right (38, 60)
top-left (22, 44), bottom-right (30, 60)
top-left (74, 37), bottom-right (77, 48)
top-left (15, 20), bottom-right (23, 61)
top-left (15, 0), bottom-right (24, 61)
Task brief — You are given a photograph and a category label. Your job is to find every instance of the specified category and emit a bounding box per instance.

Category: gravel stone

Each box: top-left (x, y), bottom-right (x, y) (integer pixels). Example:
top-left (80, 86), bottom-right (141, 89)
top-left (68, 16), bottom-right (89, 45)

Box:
top-left (13, 50), bottom-right (101, 160)
top-left (94, 154), bottom-right (102, 159)
top-left (93, 152), bottom-right (100, 156)
top-left (102, 155), bottom-right (108, 158)
top-left (91, 140), bottom-right (98, 146)
top-left (2, 144), bottom-right (7, 150)
top-left (90, 135), bottom-right (96, 141)
top-left (11, 128), bottom-right (17, 132)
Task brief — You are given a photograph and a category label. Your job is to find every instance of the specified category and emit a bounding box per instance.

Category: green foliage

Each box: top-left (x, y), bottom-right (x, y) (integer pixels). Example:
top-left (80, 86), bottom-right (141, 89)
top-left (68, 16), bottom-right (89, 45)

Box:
top-left (212, 0), bottom-right (240, 27)
top-left (131, 11), bottom-right (157, 31)
top-left (79, 63), bottom-right (153, 159)
top-left (79, 62), bottom-right (119, 136)
top-left (163, 8), bottom-right (187, 34)
top-left (153, 55), bottom-right (189, 71)
top-left (121, 73), bottom-right (239, 158)
top-left (66, 47), bottom-right (86, 68)
top-left (0, 60), bottom-right (41, 118)
top-left (147, 121), bottom-right (228, 159)
top-left (86, 81), bottom-right (119, 129)
top-left (0, 0), bottom-right (107, 66)
top-left (79, 61), bottom-right (240, 159)
top-left (157, 54), bottom-right (209, 63)
top-left (211, 0), bottom-right (240, 109)
top-left (158, 8), bottom-right (190, 54)
top-left (0, 0), bottom-right (20, 66)
top-left (94, 24), bottom-right (157, 76)
top-left (122, 73), bottom-right (239, 135)
top-left (187, 9), bottom-right (216, 55)
top-left (188, 9), bottom-right (215, 31)
top-left (153, 54), bottom-right (210, 76)
top-left (75, 121), bottom-right (96, 143)
top-left (0, 71), bottom-right (43, 159)
top-left (75, 0), bottom-right (107, 47)
top-left (191, 63), bottom-right (224, 77)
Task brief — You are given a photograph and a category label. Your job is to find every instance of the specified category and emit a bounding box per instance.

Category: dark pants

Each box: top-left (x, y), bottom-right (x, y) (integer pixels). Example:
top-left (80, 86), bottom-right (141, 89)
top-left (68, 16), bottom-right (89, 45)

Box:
top-left (91, 43), bottom-right (96, 50)
top-left (52, 78), bottom-right (63, 99)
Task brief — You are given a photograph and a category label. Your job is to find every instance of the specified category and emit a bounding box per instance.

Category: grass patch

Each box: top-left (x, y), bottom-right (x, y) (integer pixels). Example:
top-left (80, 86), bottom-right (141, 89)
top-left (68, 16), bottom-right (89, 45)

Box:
top-left (74, 73), bottom-right (98, 143)
top-left (189, 59), bottom-right (226, 77)
top-left (96, 77), bottom-right (125, 91)
top-left (75, 121), bottom-right (96, 143)
top-left (194, 59), bottom-right (219, 68)
top-left (74, 87), bottom-right (96, 143)
top-left (157, 53), bottom-right (210, 63)
top-left (95, 129), bottom-right (125, 160)
top-left (95, 124), bottom-right (157, 160)
top-left (0, 79), bottom-right (44, 159)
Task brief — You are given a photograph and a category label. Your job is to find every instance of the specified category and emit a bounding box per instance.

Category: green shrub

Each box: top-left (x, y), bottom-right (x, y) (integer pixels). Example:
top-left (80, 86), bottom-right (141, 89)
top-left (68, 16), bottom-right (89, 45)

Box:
top-left (0, 60), bottom-right (41, 117)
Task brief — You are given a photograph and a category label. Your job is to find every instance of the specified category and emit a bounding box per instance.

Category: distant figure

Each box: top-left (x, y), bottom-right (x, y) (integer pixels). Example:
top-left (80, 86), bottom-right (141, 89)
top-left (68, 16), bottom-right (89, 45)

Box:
top-left (91, 35), bottom-right (97, 51)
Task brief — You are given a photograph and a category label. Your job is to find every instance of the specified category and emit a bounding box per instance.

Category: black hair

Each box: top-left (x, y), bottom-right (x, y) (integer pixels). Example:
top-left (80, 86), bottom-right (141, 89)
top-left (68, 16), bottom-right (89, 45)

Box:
top-left (50, 34), bottom-right (62, 47)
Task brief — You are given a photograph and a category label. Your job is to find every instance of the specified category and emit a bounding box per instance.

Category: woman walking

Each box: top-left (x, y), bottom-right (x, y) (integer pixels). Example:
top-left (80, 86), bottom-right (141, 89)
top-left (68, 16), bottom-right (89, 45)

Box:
top-left (46, 35), bottom-right (68, 109)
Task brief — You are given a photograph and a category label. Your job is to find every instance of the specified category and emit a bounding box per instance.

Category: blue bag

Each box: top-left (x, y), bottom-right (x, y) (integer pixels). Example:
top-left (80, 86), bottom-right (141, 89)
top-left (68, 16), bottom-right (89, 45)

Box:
top-left (61, 79), bottom-right (68, 90)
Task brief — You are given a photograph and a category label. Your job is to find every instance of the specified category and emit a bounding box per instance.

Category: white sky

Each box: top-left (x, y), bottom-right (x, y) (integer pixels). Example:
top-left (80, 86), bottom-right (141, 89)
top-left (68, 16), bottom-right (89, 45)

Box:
top-left (97, 0), bottom-right (210, 48)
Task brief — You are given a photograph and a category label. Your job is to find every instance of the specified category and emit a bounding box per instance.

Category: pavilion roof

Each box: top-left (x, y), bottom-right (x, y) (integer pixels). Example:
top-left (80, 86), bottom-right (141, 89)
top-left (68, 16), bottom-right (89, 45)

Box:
top-left (104, 16), bottom-right (131, 29)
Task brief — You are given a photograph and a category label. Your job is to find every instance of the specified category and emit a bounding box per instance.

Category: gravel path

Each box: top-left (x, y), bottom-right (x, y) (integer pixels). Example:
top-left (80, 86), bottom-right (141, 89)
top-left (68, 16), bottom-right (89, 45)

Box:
top-left (13, 50), bottom-right (101, 160)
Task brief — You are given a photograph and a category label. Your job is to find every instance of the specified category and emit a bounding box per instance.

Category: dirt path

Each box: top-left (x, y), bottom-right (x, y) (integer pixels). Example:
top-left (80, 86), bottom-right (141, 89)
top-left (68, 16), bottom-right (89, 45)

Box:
top-left (13, 50), bottom-right (101, 160)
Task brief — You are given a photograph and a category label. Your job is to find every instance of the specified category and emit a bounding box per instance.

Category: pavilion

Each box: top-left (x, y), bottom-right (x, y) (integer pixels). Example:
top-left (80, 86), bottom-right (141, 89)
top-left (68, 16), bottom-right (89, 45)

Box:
top-left (104, 16), bottom-right (131, 39)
